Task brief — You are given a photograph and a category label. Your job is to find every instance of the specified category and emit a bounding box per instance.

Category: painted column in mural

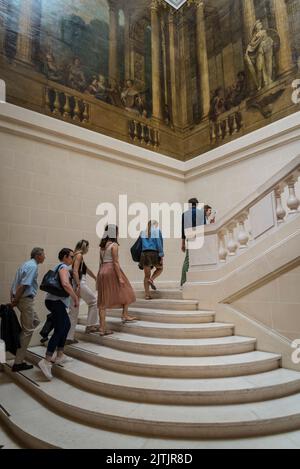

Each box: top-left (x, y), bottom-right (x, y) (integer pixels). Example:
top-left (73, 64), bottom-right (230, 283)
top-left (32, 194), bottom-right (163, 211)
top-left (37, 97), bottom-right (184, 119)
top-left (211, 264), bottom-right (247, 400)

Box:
top-left (151, 0), bottom-right (163, 121)
top-left (194, 0), bottom-right (210, 117)
top-left (0, 0), bottom-right (7, 54)
top-left (15, 0), bottom-right (35, 63)
top-left (241, 0), bottom-right (256, 45)
top-left (178, 8), bottom-right (192, 127)
top-left (108, 0), bottom-right (119, 82)
top-left (123, 6), bottom-right (131, 80)
top-left (272, 0), bottom-right (293, 74)
top-left (168, 9), bottom-right (179, 127)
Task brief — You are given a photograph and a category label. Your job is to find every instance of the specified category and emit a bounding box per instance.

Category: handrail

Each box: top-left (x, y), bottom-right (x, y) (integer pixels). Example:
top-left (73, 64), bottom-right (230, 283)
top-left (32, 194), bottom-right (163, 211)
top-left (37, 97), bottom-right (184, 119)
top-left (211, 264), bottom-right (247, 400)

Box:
top-left (206, 155), bottom-right (300, 235)
top-left (192, 155), bottom-right (300, 266)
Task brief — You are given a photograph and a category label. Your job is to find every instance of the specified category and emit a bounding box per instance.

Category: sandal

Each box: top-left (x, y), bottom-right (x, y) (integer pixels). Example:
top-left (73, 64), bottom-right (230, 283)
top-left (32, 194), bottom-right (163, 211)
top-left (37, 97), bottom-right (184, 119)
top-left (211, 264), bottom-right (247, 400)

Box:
top-left (145, 296), bottom-right (152, 300)
top-left (85, 326), bottom-right (100, 334)
top-left (99, 330), bottom-right (114, 336)
top-left (148, 279), bottom-right (157, 291)
top-left (121, 316), bottom-right (137, 324)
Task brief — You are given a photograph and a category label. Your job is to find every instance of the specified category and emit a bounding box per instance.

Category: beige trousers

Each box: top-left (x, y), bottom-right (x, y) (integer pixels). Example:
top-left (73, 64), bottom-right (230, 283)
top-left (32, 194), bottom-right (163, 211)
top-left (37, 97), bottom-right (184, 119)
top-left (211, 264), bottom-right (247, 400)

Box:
top-left (14, 297), bottom-right (40, 365)
top-left (67, 276), bottom-right (98, 340)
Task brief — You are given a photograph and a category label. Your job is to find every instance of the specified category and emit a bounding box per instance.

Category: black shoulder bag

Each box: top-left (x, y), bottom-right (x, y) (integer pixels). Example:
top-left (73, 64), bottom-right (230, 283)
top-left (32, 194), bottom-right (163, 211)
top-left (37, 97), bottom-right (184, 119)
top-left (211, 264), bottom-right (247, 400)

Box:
top-left (40, 264), bottom-right (69, 298)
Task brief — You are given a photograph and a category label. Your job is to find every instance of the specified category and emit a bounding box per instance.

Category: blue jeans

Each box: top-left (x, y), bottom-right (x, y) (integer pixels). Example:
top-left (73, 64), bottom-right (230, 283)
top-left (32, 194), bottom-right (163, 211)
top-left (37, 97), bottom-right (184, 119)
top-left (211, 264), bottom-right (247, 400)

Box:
top-left (45, 300), bottom-right (71, 357)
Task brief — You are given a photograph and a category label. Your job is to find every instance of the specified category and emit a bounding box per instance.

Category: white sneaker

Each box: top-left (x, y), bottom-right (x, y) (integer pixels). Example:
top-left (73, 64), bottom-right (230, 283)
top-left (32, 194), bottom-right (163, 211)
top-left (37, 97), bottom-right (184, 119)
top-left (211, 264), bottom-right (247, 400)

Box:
top-left (55, 354), bottom-right (73, 365)
top-left (38, 359), bottom-right (53, 381)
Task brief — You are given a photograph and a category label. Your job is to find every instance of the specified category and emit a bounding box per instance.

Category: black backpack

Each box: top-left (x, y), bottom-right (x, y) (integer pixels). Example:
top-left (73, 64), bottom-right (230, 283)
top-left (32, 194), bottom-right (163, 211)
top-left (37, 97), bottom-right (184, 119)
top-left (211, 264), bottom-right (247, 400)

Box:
top-left (40, 264), bottom-right (69, 298)
top-left (130, 236), bottom-right (142, 263)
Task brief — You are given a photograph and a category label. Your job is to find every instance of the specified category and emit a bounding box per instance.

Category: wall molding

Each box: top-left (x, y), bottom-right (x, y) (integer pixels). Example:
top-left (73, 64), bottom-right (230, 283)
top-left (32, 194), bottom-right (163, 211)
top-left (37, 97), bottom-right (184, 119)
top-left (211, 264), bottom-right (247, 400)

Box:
top-left (0, 95), bottom-right (299, 182)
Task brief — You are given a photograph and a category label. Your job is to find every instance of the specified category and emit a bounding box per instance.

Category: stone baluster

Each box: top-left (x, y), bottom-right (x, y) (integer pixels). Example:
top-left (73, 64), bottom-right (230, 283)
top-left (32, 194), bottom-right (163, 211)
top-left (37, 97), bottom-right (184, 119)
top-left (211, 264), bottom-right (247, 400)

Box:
top-left (232, 113), bottom-right (238, 133)
top-left (82, 102), bottom-right (89, 123)
top-left (52, 90), bottom-right (60, 116)
top-left (140, 123), bottom-right (146, 144)
top-left (63, 95), bottom-right (71, 119)
top-left (73, 97), bottom-right (80, 121)
top-left (224, 118), bottom-right (229, 138)
top-left (239, 112), bottom-right (243, 130)
top-left (129, 121), bottom-right (133, 140)
top-left (133, 120), bottom-right (138, 141)
top-left (227, 222), bottom-right (238, 256)
top-left (211, 123), bottom-right (216, 142)
top-left (274, 186), bottom-right (286, 223)
top-left (218, 230), bottom-right (228, 263)
top-left (237, 213), bottom-right (249, 249)
top-left (146, 126), bottom-right (151, 146)
top-left (286, 176), bottom-right (300, 214)
top-left (154, 129), bottom-right (159, 148)
top-left (45, 87), bottom-right (50, 111)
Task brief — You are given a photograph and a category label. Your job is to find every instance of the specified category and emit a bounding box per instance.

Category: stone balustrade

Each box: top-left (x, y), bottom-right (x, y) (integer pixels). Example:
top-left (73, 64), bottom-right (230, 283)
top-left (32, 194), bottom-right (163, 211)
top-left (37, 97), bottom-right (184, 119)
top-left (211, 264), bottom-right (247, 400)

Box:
top-left (189, 157), bottom-right (300, 270)
top-left (129, 119), bottom-right (160, 149)
top-left (45, 87), bottom-right (89, 124)
top-left (217, 166), bottom-right (299, 264)
top-left (210, 108), bottom-right (243, 144)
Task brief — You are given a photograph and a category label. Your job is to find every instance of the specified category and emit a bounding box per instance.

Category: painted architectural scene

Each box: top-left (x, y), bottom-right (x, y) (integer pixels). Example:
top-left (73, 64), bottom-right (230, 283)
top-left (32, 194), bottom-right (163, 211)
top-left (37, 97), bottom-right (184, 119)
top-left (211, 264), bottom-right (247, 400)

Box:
top-left (0, 0), bottom-right (299, 160)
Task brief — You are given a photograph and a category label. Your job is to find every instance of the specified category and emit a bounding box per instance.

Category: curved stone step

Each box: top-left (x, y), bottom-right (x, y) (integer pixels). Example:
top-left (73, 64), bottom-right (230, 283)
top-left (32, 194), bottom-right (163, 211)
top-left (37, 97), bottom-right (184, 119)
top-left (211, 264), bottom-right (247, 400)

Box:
top-left (3, 372), bottom-right (300, 448)
top-left (134, 289), bottom-right (183, 300)
top-left (75, 326), bottom-right (256, 356)
top-left (79, 317), bottom-right (233, 339)
top-left (59, 342), bottom-right (281, 378)
top-left (27, 349), bottom-right (300, 405)
top-left (102, 308), bottom-right (215, 324)
top-left (0, 372), bottom-right (148, 449)
top-left (0, 414), bottom-right (23, 449)
top-left (7, 366), bottom-right (300, 439)
top-left (132, 299), bottom-right (199, 311)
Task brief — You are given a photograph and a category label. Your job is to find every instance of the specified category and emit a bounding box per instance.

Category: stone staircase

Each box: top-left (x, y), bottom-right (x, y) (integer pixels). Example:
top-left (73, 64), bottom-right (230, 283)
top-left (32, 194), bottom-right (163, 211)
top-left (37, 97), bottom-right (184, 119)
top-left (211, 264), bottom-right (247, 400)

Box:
top-left (2, 290), bottom-right (300, 448)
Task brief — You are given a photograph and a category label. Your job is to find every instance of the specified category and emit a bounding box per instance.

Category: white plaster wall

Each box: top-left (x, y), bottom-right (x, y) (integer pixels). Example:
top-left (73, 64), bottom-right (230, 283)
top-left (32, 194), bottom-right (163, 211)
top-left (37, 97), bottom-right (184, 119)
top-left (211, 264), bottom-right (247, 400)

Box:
top-left (233, 264), bottom-right (300, 342)
top-left (185, 113), bottom-right (300, 219)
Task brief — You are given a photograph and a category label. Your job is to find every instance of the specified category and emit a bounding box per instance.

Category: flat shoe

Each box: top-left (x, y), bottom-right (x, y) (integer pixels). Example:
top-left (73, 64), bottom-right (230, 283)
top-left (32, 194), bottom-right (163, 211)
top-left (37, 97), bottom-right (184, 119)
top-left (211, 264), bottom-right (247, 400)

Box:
top-left (85, 326), bottom-right (100, 333)
top-left (99, 330), bottom-right (114, 336)
top-left (122, 317), bottom-right (137, 324)
top-left (148, 280), bottom-right (157, 291)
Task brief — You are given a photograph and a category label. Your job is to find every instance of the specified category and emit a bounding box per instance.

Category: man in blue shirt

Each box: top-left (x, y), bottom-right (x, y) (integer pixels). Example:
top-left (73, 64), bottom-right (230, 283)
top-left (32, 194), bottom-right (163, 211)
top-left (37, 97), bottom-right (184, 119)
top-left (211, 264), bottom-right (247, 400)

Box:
top-left (181, 198), bottom-right (205, 287)
top-left (10, 247), bottom-right (45, 372)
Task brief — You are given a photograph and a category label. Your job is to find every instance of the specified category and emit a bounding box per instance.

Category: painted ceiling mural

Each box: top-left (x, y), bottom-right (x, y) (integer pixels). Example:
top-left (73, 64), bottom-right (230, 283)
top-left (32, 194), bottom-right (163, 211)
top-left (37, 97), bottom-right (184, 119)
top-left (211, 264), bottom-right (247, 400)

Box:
top-left (0, 0), bottom-right (299, 160)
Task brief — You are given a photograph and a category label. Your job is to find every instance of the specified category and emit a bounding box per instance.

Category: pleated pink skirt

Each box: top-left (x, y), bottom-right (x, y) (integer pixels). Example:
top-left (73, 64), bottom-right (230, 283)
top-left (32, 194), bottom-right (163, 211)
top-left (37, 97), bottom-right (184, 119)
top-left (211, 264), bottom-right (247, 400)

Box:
top-left (97, 263), bottom-right (136, 309)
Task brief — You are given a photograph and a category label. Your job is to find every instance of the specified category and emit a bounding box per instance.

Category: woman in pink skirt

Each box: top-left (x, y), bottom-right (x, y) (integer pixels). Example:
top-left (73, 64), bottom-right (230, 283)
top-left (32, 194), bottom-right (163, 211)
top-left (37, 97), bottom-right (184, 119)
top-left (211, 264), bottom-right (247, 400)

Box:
top-left (97, 225), bottom-right (137, 336)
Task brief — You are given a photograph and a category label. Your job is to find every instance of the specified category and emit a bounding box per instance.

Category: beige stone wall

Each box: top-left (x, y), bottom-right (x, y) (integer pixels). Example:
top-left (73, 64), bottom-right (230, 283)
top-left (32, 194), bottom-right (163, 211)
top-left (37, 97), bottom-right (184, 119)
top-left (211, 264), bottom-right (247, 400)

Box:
top-left (0, 99), bottom-right (299, 348)
top-left (233, 264), bottom-right (300, 341)
top-left (0, 127), bottom-right (185, 338)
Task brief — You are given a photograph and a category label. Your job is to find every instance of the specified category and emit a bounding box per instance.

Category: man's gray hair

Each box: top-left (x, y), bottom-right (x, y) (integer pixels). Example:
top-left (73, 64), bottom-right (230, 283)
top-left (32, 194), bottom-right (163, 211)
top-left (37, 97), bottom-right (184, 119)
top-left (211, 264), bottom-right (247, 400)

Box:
top-left (31, 247), bottom-right (44, 259)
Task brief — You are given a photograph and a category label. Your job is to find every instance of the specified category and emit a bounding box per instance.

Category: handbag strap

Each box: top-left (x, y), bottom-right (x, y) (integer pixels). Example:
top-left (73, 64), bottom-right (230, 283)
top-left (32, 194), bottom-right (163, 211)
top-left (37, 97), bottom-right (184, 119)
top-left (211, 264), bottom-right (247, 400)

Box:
top-left (55, 263), bottom-right (64, 272)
